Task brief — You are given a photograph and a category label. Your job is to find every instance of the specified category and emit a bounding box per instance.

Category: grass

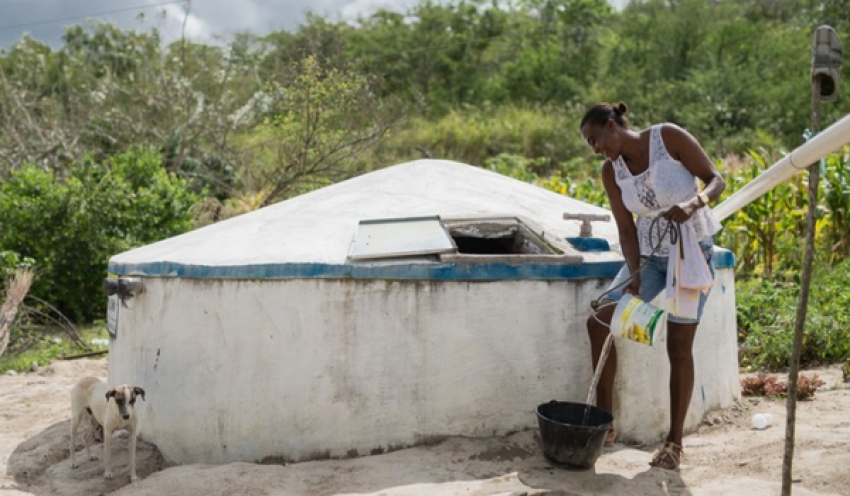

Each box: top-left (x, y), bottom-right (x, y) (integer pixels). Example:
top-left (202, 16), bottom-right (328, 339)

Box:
top-left (0, 322), bottom-right (110, 374)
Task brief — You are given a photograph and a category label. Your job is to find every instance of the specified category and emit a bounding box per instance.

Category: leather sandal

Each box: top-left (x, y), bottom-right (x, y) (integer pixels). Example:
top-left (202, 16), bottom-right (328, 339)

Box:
top-left (649, 441), bottom-right (683, 470)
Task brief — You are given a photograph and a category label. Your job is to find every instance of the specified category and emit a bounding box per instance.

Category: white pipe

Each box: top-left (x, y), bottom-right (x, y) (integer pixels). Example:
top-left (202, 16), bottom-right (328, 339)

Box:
top-left (713, 112), bottom-right (850, 222)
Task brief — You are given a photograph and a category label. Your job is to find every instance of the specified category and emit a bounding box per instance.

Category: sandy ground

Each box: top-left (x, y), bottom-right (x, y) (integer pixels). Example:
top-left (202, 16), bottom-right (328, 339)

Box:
top-left (1, 358), bottom-right (848, 496)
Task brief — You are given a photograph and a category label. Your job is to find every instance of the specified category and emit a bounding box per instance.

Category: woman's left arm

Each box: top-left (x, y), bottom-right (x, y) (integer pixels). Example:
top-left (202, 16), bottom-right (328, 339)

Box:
top-left (661, 124), bottom-right (727, 223)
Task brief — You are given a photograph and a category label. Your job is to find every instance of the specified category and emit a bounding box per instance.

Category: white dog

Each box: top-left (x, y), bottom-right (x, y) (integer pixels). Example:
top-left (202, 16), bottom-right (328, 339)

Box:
top-left (70, 377), bottom-right (145, 482)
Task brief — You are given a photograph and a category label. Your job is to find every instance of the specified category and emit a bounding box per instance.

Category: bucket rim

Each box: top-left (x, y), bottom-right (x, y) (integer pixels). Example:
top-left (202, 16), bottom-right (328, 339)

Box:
top-left (536, 400), bottom-right (614, 428)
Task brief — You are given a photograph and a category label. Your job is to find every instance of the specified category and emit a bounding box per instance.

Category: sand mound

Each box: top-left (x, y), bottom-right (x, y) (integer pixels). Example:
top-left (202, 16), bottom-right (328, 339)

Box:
top-left (2, 359), bottom-right (848, 496)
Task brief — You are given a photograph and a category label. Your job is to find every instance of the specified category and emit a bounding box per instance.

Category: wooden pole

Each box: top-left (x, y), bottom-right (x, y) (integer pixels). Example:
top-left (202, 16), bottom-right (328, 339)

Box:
top-left (780, 66), bottom-right (821, 496)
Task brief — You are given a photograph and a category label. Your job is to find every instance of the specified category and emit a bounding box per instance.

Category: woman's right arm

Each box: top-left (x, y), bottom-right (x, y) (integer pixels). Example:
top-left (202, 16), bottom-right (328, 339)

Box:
top-left (602, 161), bottom-right (641, 294)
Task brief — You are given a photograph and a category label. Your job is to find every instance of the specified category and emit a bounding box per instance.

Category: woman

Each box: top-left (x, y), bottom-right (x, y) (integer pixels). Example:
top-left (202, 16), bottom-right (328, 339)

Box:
top-left (580, 102), bottom-right (726, 470)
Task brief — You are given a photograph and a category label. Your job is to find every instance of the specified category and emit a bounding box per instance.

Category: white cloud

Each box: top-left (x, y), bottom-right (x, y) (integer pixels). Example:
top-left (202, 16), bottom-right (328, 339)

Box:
top-left (162, 4), bottom-right (212, 42)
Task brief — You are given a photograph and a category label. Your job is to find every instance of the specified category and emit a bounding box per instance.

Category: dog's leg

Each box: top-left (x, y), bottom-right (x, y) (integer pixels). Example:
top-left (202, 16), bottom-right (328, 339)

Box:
top-left (88, 414), bottom-right (104, 444)
top-left (78, 411), bottom-right (97, 461)
top-left (69, 408), bottom-right (83, 469)
top-left (102, 429), bottom-right (113, 479)
top-left (84, 411), bottom-right (98, 461)
top-left (128, 428), bottom-right (139, 482)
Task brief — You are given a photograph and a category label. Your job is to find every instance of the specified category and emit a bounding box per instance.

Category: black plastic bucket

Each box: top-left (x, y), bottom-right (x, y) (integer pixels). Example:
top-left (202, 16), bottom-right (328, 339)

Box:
top-left (536, 400), bottom-right (614, 469)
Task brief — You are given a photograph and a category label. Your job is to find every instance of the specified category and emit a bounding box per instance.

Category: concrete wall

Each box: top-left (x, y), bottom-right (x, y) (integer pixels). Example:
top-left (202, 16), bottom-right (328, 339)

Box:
top-left (614, 265), bottom-right (739, 444)
top-left (108, 266), bottom-right (738, 464)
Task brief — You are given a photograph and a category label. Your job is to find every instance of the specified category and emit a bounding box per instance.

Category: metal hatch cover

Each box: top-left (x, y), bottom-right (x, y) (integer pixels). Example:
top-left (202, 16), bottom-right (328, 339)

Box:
top-left (347, 215), bottom-right (458, 261)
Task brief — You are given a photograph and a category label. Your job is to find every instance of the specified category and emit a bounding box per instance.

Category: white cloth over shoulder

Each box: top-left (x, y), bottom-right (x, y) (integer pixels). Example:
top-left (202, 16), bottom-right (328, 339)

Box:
top-left (665, 221), bottom-right (713, 320)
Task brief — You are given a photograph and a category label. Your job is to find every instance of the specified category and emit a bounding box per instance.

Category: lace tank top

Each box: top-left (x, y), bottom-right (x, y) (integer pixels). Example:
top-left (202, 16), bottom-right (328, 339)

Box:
top-left (612, 124), bottom-right (721, 257)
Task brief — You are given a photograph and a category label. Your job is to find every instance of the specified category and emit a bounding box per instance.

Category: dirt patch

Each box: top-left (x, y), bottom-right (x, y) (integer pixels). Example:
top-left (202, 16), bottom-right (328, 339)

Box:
top-left (2, 359), bottom-right (848, 495)
top-left (1, 360), bottom-right (168, 496)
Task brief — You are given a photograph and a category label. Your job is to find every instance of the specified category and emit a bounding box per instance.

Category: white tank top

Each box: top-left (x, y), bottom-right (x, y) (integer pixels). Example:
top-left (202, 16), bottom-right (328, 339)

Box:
top-left (612, 124), bottom-right (721, 257)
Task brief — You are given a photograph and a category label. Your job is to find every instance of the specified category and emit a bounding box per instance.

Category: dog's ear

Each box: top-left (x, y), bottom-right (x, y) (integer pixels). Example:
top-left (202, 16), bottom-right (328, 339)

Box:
top-left (105, 389), bottom-right (116, 401)
top-left (133, 387), bottom-right (146, 401)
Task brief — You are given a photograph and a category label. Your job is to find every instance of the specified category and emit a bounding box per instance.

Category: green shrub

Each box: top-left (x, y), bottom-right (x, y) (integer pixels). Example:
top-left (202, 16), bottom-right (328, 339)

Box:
top-left (820, 147), bottom-right (850, 264)
top-left (0, 148), bottom-right (201, 322)
top-left (536, 173), bottom-right (609, 208)
top-left (0, 323), bottom-right (110, 374)
top-left (361, 103), bottom-right (592, 171)
top-left (715, 149), bottom-right (809, 277)
top-left (737, 258), bottom-right (850, 370)
top-left (0, 250), bottom-right (35, 279)
top-left (484, 153), bottom-right (543, 183)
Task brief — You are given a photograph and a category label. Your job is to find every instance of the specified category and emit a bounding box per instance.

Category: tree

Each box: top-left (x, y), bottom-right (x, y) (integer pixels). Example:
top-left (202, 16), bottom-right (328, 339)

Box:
top-left (0, 149), bottom-right (201, 322)
top-left (240, 56), bottom-right (403, 205)
top-left (0, 22), bottom-right (265, 199)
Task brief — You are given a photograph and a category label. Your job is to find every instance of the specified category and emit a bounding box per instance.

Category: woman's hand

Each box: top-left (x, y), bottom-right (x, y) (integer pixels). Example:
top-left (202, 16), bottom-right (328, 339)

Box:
top-left (663, 198), bottom-right (700, 224)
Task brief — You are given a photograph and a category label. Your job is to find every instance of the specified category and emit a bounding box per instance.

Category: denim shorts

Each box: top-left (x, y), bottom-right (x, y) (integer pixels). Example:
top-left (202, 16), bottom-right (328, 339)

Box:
top-left (603, 239), bottom-right (715, 324)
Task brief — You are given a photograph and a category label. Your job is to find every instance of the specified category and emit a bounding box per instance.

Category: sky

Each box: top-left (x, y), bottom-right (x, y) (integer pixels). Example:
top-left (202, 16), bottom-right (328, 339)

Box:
top-left (0, 0), bottom-right (426, 47)
top-left (0, 1), bottom-right (630, 48)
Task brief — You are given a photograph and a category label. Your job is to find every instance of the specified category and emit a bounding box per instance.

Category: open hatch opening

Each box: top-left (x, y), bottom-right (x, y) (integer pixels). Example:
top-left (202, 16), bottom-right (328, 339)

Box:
top-left (346, 215), bottom-right (580, 264)
top-left (443, 217), bottom-right (561, 255)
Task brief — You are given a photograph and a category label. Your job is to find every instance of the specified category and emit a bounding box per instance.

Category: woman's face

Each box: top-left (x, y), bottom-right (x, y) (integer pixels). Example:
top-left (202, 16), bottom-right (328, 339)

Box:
top-left (581, 119), bottom-right (620, 161)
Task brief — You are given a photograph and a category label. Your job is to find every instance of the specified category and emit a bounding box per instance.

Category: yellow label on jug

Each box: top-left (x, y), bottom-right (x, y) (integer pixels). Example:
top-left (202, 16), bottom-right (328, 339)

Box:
top-left (610, 294), bottom-right (666, 346)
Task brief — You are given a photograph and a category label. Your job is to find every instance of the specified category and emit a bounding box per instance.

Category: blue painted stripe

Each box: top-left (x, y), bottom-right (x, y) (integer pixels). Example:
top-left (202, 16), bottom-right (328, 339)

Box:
top-left (108, 260), bottom-right (626, 281)
top-left (565, 237), bottom-right (611, 252)
top-left (107, 248), bottom-right (734, 280)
